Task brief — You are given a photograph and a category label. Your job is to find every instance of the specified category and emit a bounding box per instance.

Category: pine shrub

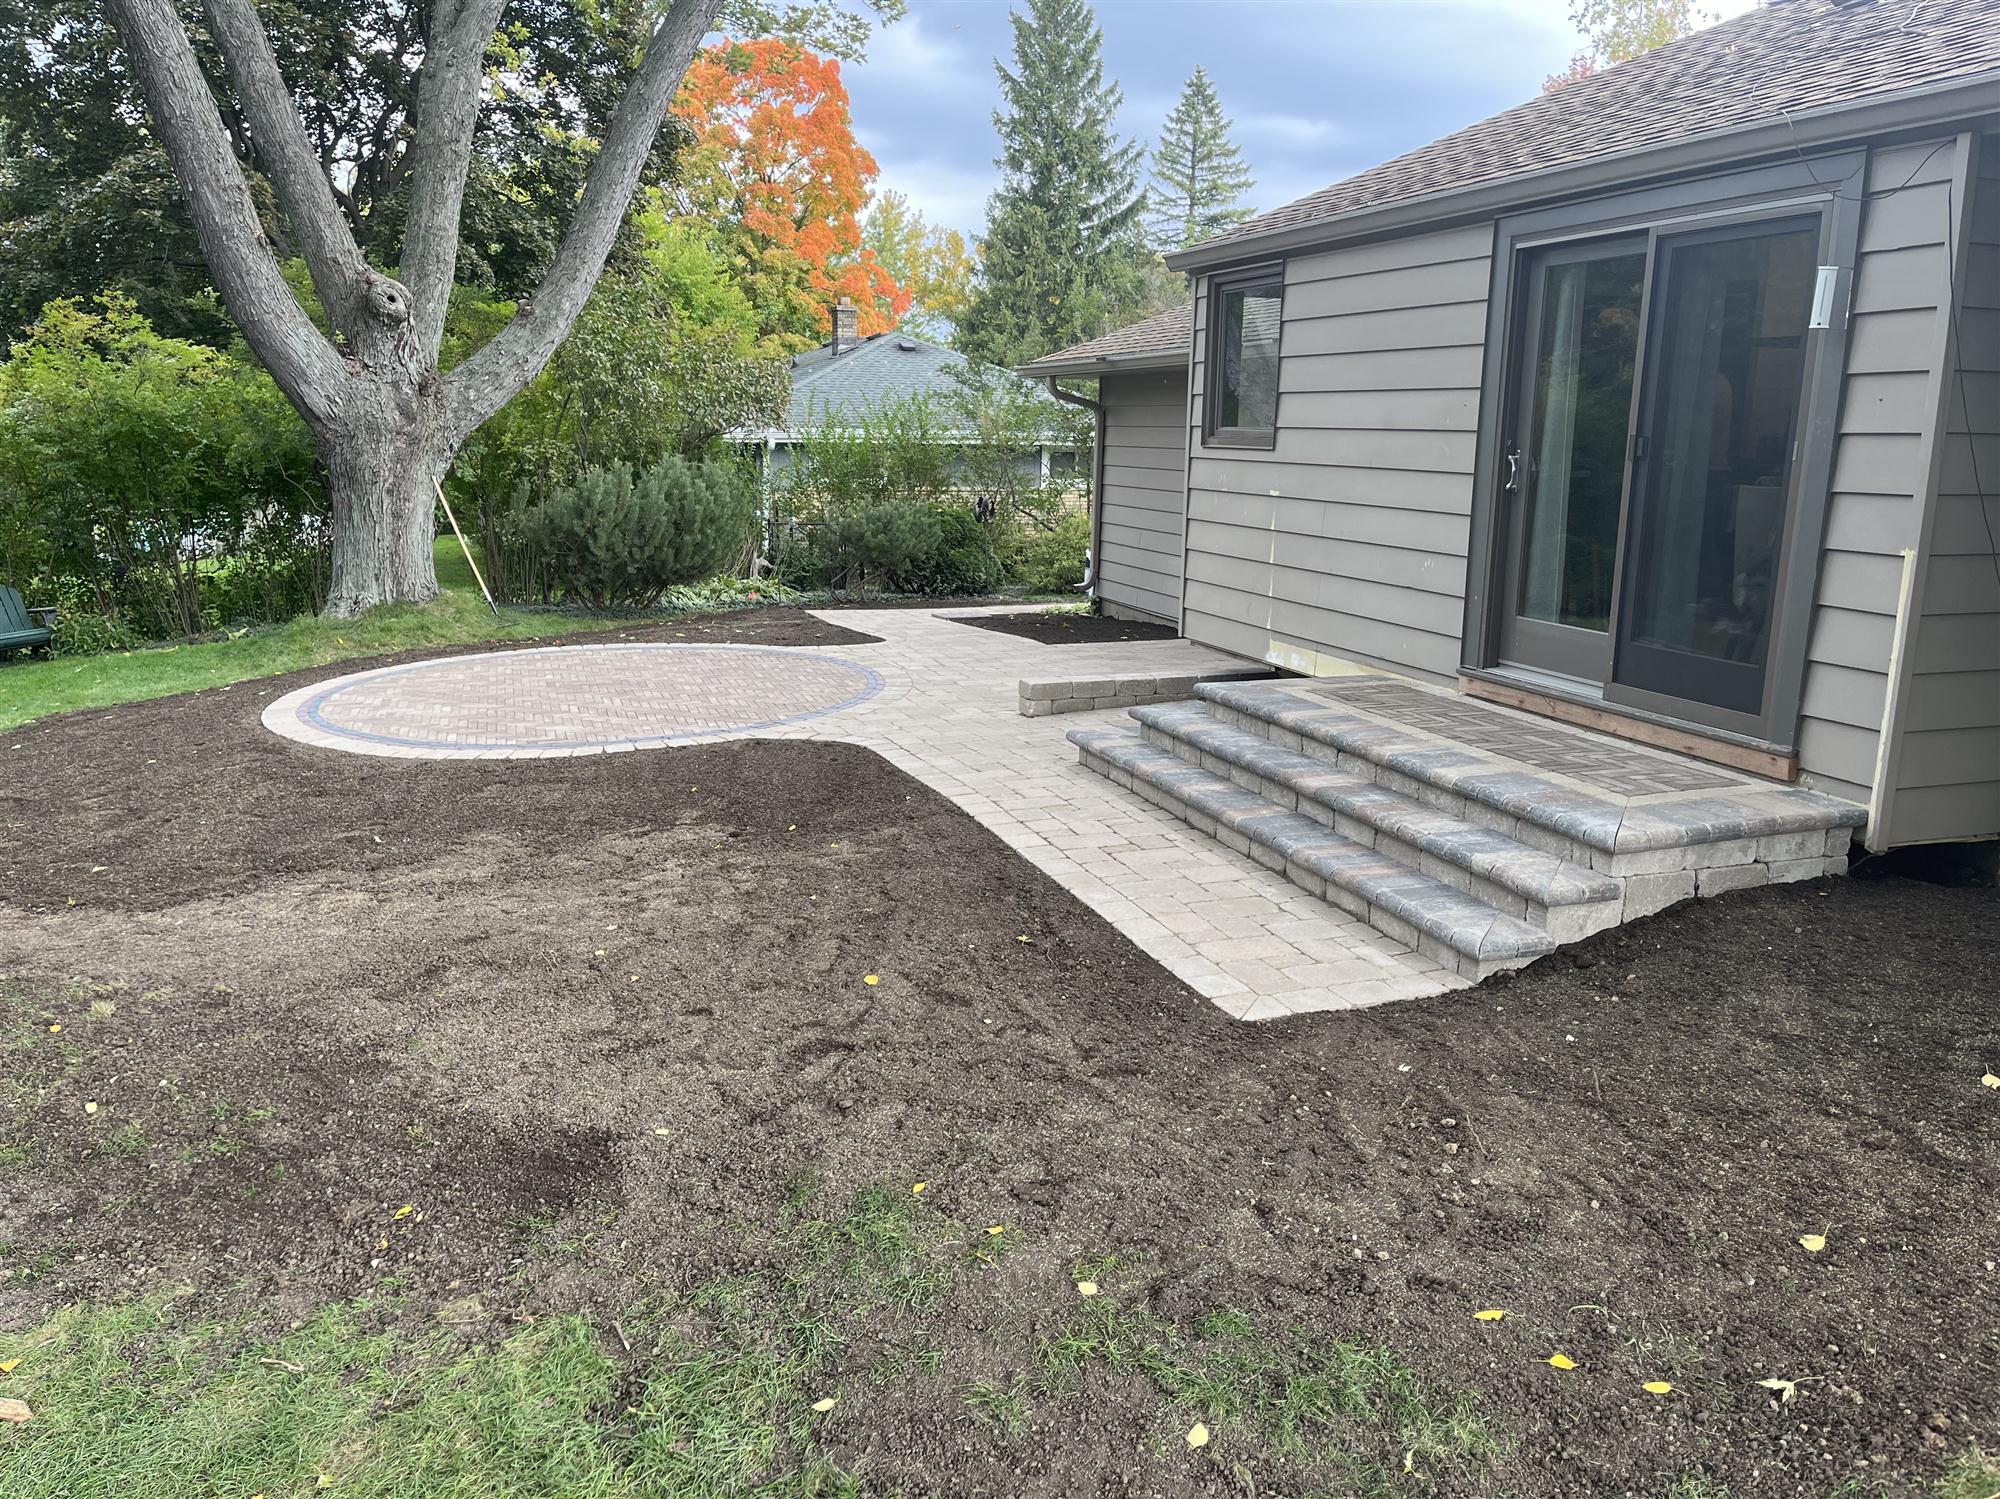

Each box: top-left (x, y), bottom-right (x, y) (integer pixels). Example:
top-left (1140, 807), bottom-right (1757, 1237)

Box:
top-left (888, 504), bottom-right (1002, 597)
top-left (527, 456), bottom-right (755, 610)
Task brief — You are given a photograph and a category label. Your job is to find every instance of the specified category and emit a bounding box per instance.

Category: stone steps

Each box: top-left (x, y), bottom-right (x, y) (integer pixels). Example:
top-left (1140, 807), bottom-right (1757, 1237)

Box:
top-left (1193, 680), bottom-right (1864, 883)
top-left (1066, 676), bottom-right (1871, 981)
top-left (1130, 702), bottom-right (1623, 943)
top-left (1068, 728), bottom-right (1557, 979)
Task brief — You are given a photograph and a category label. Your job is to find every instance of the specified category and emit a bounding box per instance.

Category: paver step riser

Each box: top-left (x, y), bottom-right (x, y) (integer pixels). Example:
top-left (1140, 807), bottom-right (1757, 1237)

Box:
top-left (1194, 688), bottom-right (1864, 874)
top-left (1132, 716), bottom-right (1623, 941)
top-left (1199, 697), bottom-right (1599, 865)
top-left (1069, 730), bottom-right (1559, 981)
top-left (1149, 705), bottom-right (1849, 907)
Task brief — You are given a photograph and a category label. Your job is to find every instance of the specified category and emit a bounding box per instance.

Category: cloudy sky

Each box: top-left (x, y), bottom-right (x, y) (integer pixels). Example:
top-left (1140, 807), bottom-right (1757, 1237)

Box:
top-left (841, 0), bottom-right (1757, 237)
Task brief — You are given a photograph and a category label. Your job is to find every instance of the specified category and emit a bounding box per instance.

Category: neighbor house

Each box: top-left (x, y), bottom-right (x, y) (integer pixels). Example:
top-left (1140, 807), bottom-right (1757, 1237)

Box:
top-left (741, 297), bottom-right (1082, 489)
top-left (1025, 0), bottom-right (1999, 859)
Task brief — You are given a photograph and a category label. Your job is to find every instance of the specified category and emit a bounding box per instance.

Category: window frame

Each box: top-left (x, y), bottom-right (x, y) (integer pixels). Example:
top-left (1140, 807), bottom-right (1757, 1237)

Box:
top-left (1202, 265), bottom-right (1285, 449)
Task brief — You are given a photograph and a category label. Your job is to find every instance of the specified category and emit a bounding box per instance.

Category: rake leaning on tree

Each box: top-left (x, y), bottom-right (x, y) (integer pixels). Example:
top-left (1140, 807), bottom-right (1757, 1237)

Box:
top-left (106, 0), bottom-right (895, 617)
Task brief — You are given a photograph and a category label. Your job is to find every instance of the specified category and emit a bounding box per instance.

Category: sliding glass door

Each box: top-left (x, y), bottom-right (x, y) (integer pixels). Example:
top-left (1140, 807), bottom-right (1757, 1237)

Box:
top-left (1496, 238), bottom-right (1646, 681)
top-left (1492, 209), bottom-right (1828, 733)
top-left (1614, 217), bottom-right (1819, 717)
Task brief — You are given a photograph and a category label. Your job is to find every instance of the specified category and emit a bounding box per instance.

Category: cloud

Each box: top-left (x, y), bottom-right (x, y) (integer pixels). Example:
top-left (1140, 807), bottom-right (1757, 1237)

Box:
top-left (859, 11), bottom-right (982, 95)
top-left (1237, 112), bottom-right (1349, 148)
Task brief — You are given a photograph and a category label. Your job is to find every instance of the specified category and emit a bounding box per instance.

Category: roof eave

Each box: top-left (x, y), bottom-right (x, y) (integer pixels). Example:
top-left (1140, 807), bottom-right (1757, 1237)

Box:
top-left (1016, 347), bottom-right (1191, 379)
top-left (1166, 70), bottom-right (2000, 273)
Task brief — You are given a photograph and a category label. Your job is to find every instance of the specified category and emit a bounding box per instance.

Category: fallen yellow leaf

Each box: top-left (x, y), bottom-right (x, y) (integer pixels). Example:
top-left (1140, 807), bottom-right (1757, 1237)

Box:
top-left (1642, 1380), bottom-right (1674, 1395)
top-left (811, 1396), bottom-right (838, 1413)
top-left (1798, 1233), bottom-right (1827, 1254)
top-left (1186, 1421), bottom-right (1210, 1449)
top-left (863, 974), bottom-right (880, 986)
top-left (1473, 1308), bottom-right (1508, 1322)
top-left (911, 1181), bottom-right (926, 1194)
top-left (393, 1204), bottom-right (414, 1221)
top-left (1547, 1353), bottom-right (1577, 1370)
top-left (0, 1359), bottom-right (19, 1374)
top-left (1757, 1377), bottom-right (1798, 1402)
top-left (1076, 1280), bottom-right (1100, 1297)
top-left (47, 1024), bottom-right (60, 1033)
top-left (84, 1101), bottom-right (98, 1115)
top-left (986, 1224), bottom-right (1006, 1236)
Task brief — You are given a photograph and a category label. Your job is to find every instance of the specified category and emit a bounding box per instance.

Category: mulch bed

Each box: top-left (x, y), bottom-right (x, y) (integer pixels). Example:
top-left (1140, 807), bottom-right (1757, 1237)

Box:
top-left (954, 609), bottom-right (1179, 645)
top-left (0, 641), bottom-right (1994, 1496)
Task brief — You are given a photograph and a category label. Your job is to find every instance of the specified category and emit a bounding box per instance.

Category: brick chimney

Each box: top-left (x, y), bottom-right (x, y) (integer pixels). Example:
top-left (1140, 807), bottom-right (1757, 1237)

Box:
top-left (830, 296), bottom-right (859, 354)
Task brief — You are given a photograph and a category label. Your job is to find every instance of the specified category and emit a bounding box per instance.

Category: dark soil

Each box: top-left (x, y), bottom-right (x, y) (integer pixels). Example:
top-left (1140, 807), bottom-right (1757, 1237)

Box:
top-left (956, 609), bottom-right (1179, 645)
top-left (0, 656), bottom-right (1995, 1497)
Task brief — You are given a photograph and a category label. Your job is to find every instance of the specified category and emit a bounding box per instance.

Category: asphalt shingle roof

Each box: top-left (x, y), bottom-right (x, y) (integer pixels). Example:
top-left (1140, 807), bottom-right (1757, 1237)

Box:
top-left (1017, 303), bottom-right (1194, 376)
top-left (779, 332), bottom-right (1054, 433)
top-left (1187, 0), bottom-right (2000, 259)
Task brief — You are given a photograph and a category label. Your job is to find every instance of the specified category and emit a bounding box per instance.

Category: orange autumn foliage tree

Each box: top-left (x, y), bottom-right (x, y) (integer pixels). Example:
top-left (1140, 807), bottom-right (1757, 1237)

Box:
top-left (672, 39), bottom-right (908, 350)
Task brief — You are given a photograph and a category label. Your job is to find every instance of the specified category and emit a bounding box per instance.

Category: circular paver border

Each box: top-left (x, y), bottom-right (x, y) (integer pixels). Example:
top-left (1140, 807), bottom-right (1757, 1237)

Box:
top-left (261, 641), bottom-right (885, 759)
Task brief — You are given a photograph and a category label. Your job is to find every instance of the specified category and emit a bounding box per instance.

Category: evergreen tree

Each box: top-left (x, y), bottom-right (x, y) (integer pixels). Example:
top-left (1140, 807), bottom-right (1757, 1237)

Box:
top-left (957, 0), bottom-right (1144, 366)
top-left (1146, 66), bottom-right (1254, 249)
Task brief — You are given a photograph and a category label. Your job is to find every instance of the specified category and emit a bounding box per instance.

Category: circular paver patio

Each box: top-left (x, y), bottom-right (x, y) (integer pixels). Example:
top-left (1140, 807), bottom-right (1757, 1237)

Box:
top-left (261, 643), bottom-right (883, 759)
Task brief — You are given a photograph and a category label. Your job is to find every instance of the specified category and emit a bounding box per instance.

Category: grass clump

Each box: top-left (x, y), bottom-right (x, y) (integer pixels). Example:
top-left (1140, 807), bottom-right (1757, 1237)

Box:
top-left (1034, 1285), bottom-right (1499, 1490)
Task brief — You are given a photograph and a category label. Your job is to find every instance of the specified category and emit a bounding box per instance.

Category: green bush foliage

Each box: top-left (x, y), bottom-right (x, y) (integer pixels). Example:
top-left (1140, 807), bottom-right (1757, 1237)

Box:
top-left (1004, 509), bottom-right (1092, 593)
top-left (820, 502), bottom-right (943, 592)
top-left (888, 504), bottom-right (1002, 597)
top-left (447, 247), bottom-right (789, 604)
top-left (525, 456), bottom-right (757, 610)
top-left (0, 295), bottom-right (326, 646)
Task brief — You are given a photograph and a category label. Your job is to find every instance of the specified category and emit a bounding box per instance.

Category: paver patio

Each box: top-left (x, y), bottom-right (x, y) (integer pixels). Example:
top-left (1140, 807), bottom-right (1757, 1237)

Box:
top-left (263, 606), bottom-right (1462, 1017)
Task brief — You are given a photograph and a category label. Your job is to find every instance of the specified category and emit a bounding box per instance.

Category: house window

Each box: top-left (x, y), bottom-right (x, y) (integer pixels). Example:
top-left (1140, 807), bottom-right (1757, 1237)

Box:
top-left (1205, 271), bottom-right (1283, 445)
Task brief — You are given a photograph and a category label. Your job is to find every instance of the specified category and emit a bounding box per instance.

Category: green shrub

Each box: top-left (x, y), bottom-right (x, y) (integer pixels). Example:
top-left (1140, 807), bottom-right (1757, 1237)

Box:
top-left (820, 502), bottom-right (943, 592)
top-left (889, 504), bottom-right (1002, 597)
top-left (0, 295), bottom-right (326, 643)
top-left (1004, 509), bottom-right (1091, 593)
top-left (526, 456), bottom-right (757, 610)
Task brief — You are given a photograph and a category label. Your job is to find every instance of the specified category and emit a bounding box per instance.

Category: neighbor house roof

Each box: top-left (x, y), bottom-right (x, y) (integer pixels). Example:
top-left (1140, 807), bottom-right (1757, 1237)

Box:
top-left (746, 330), bottom-right (1059, 440)
top-left (1171, 0), bottom-right (2000, 270)
top-left (1016, 303), bottom-right (1194, 378)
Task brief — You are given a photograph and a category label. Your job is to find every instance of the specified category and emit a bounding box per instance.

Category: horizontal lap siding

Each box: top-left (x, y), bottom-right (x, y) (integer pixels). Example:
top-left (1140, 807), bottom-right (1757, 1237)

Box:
top-left (1183, 221), bottom-right (1492, 679)
top-left (1798, 136), bottom-right (1964, 815)
top-left (1096, 368), bottom-right (1189, 625)
top-left (1891, 134), bottom-right (2000, 844)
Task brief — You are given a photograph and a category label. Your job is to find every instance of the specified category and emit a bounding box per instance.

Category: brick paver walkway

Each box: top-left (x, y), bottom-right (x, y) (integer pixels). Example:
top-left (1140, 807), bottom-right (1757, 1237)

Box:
top-left (263, 608), bottom-right (1459, 1018)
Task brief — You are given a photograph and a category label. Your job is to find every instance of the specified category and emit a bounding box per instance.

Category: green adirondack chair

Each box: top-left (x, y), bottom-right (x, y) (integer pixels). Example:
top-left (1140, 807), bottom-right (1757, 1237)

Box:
top-left (0, 585), bottom-right (55, 657)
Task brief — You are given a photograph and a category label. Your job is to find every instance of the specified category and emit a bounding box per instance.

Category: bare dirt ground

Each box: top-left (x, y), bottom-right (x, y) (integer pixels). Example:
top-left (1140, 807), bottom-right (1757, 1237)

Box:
top-left (955, 610), bottom-right (1179, 645)
top-left (1, 633), bottom-right (1994, 1497)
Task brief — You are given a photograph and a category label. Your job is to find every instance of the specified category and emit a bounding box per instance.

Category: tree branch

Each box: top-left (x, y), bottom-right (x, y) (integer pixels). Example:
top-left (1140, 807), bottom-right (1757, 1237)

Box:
top-left (402, 0), bottom-right (510, 360)
top-left (443, 0), bottom-right (726, 448)
top-left (106, 0), bottom-right (349, 430)
top-left (202, 0), bottom-right (372, 337)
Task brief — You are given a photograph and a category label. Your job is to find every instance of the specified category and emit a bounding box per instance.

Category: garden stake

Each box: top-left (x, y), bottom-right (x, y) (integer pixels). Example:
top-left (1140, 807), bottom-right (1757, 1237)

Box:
top-left (432, 474), bottom-right (499, 617)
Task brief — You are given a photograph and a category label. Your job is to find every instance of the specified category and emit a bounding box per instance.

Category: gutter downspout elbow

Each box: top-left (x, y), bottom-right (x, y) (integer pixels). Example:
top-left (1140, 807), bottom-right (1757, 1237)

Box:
top-left (1045, 377), bottom-right (1104, 604)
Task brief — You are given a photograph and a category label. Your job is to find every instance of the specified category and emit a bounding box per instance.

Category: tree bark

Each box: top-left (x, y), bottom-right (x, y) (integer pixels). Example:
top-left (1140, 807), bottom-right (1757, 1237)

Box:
top-left (320, 375), bottom-right (448, 617)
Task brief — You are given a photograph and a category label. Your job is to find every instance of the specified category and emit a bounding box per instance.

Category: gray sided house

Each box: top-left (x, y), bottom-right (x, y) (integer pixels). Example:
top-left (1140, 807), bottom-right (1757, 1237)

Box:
top-left (1025, 0), bottom-right (2000, 854)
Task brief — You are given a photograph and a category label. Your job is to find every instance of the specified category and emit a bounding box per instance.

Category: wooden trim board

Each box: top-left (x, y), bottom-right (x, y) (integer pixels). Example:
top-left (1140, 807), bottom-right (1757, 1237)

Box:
top-left (1460, 675), bottom-right (1800, 782)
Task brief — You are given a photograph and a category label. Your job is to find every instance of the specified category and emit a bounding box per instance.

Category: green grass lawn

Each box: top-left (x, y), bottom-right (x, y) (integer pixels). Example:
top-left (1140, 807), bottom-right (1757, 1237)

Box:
top-left (0, 542), bottom-right (648, 734)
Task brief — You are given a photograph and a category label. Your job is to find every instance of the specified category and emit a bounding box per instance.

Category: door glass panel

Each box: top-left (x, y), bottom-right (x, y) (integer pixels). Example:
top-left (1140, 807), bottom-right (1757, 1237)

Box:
top-left (1516, 252), bottom-right (1645, 633)
top-left (1619, 225), bottom-right (1816, 712)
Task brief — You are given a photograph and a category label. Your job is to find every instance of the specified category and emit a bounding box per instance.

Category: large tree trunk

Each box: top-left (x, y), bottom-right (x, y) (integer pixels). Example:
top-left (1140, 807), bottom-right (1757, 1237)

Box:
top-left (320, 374), bottom-right (446, 617)
top-left (107, 0), bottom-right (727, 618)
